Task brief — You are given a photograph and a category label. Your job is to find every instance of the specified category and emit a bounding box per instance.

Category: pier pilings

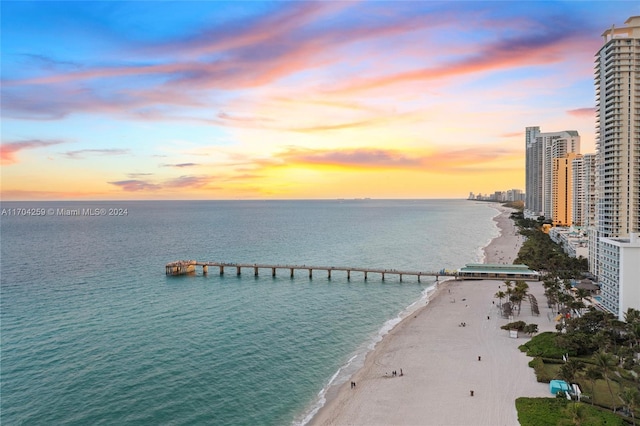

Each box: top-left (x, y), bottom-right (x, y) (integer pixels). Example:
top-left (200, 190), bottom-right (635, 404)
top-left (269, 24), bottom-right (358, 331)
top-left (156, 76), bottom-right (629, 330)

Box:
top-left (165, 260), bottom-right (456, 282)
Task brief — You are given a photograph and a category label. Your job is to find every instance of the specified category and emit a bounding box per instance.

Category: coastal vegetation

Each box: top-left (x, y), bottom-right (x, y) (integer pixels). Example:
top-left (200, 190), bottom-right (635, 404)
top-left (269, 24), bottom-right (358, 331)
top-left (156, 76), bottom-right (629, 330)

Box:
top-left (500, 321), bottom-right (539, 336)
top-left (507, 204), bottom-right (638, 424)
top-left (509, 209), bottom-right (589, 279)
top-left (494, 279), bottom-right (539, 318)
top-left (516, 397), bottom-right (627, 426)
top-left (519, 308), bottom-right (640, 423)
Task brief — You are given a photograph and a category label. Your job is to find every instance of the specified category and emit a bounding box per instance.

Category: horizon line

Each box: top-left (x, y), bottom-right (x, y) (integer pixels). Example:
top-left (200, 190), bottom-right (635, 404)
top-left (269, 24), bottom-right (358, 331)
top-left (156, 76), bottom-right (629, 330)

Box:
top-left (0, 197), bottom-right (493, 203)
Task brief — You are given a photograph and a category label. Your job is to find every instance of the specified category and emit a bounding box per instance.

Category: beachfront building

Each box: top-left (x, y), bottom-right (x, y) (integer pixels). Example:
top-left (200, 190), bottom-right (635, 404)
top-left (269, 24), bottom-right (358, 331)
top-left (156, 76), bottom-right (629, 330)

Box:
top-left (571, 156), bottom-right (585, 227)
top-left (506, 189), bottom-right (525, 202)
top-left (548, 226), bottom-right (589, 259)
top-left (592, 16), bottom-right (640, 318)
top-left (572, 153), bottom-right (597, 227)
top-left (525, 126), bottom-right (543, 217)
top-left (457, 264), bottom-right (540, 281)
top-left (524, 127), bottom-right (581, 219)
top-left (598, 234), bottom-right (640, 320)
top-left (572, 154), bottom-right (595, 227)
top-left (572, 153), bottom-right (599, 276)
top-left (543, 132), bottom-right (581, 219)
top-left (552, 153), bottom-right (581, 226)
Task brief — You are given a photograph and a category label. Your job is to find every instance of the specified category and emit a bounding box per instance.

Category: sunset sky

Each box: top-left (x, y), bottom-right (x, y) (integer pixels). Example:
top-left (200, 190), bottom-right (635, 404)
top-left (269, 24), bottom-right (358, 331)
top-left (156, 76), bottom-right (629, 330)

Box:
top-left (1, 1), bottom-right (637, 200)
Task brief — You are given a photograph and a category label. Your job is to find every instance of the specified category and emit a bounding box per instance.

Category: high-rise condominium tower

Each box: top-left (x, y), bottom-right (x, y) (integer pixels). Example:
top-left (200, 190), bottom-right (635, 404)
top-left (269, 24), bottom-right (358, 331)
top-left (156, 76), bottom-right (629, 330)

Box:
top-left (573, 153), bottom-right (597, 227)
top-left (572, 153), bottom-right (598, 273)
top-left (596, 16), bottom-right (640, 239)
top-left (525, 127), bottom-right (580, 218)
top-left (525, 126), bottom-right (542, 216)
top-left (594, 16), bottom-right (640, 318)
top-left (553, 153), bottom-right (582, 226)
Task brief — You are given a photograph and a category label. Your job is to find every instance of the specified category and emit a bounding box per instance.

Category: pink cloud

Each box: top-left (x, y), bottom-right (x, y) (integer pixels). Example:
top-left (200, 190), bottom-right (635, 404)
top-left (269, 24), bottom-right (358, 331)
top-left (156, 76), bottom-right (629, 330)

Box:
top-left (164, 175), bottom-right (212, 189)
top-left (333, 27), bottom-right (593, 94)
top-left (217, 112), bottom-right (275, 126)
top-left (567, 107), bottom-right (595, 117)
top-left (2, 4), bottom-right (345, 91)
top-left (1, 4), bottom-right (451, 122)
top-left (108, 175), bottom-right (218, 192)
top-left (289, 118), bottom-right (384, 133)
top-left (63, 149), bottom-right (130, 159)
top-left (276, 146), bottom-right (520, 172)
top-left (224, 173), bottom-right (265, 181)
top-left (2, 4), bottom-right (600, 132)
top-left (147, 2), bottom-right (344, 59)
top-left (108, 180), bottom-right (162, 192)
top-left (500, 132), bottom-right (523, 138)
top-left (1, 139), bottom-right (65, 164)
top-left (281, 148), bottom-right (423, 168)
top-left (162, 163), bottom-right (199, 168)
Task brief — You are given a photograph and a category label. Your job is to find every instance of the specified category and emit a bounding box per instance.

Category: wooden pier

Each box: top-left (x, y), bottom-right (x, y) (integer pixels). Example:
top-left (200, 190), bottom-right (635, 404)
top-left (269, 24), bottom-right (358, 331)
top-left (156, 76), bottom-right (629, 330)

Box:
top-left (165, 260), bottom-right (456, 282)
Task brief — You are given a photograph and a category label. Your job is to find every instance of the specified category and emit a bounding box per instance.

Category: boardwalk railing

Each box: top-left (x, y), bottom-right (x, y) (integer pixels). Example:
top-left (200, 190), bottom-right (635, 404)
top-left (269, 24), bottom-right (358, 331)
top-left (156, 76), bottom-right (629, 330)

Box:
top-left (165, 260), bottom-right (455, 282)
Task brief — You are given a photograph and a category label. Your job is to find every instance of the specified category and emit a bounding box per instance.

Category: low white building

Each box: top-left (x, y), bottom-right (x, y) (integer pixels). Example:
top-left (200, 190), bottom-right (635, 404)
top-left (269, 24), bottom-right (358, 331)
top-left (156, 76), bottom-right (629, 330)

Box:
top-left (598, 233), bottom-right (640, 320)
top-left (549, 226), bottom-right (589, 259)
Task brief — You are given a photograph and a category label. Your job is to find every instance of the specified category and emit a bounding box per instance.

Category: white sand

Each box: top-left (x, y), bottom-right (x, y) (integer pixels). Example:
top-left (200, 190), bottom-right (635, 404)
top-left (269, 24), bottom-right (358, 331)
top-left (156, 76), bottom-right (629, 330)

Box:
top-left (310, 204), bottom-right (557, 426)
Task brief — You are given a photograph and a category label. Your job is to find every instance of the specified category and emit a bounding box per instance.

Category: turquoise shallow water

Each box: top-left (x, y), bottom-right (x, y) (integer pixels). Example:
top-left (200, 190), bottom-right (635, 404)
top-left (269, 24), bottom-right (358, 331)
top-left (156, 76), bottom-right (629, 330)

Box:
top-left (0, 199), bottom-right (499, 425)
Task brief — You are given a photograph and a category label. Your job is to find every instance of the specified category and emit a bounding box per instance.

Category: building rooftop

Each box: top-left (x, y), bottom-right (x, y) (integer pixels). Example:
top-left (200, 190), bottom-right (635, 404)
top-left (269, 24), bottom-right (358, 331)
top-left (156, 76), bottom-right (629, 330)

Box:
top-left (462, 263), bottom-right (531, 270)
top-left (459, 264), bottom-right (539, 274)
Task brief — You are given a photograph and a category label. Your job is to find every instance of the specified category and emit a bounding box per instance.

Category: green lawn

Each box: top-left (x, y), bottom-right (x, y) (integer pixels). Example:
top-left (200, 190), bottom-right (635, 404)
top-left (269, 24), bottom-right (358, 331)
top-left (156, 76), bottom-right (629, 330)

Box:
top-left (574, 375), bottom-right (625, 411)
top-left (516, 398), bottom-right (627, 426)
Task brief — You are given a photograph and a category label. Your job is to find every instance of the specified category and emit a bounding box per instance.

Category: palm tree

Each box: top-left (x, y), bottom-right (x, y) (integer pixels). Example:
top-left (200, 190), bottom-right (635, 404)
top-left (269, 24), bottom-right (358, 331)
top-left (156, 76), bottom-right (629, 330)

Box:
top-left (504, 280), bottom-right (513, 300)
top-left (562, 359), bottom-right (583, 383)
top-left (562, 402), bottom-right (587, 426)
top-left (510, 292), bottom-right (524, 316)
top-left (569, 299), bottom-right (586, 313)
top-left (619, 387), bottom-right (640, 425)
top-left (513, 281), bottom-right (529, 314)
top-left (627, 322), bottom-right (640, 350)
top-left (523, 323), bottom-right (538, 336)
top-left (559, 359), bottom-right (583, 402)
top-left (584, 366), bottom-right (602, 406)
top-left (575, 288), bottom-right (590, 305)
top-left (624, 308), bottom-right (640, 349)
top-left (495, 290), bottom-right (506, 308)
top-left (593, 350), bottom-right (617, 412)
top-left (543, 277), bottom-right (561, 311)
top-left (558, 293), bottom-right (574, 315)
top-left (545, 288), bottom-right (559, 311)
top-left (624, 308), bottom-right (640, 324)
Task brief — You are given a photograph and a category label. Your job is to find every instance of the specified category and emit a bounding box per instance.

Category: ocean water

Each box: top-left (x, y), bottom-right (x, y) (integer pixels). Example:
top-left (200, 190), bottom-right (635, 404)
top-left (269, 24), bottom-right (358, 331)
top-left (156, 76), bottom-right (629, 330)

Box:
top-left (0, 199), bottom-right (499, 425)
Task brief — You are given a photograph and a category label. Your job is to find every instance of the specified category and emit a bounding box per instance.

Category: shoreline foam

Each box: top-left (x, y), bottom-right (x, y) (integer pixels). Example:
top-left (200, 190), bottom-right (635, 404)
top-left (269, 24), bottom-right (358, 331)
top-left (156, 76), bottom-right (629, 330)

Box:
top-left (295, 280), bottom-right (442, 426)
top-left (307, 203), bottom-right (556, 426)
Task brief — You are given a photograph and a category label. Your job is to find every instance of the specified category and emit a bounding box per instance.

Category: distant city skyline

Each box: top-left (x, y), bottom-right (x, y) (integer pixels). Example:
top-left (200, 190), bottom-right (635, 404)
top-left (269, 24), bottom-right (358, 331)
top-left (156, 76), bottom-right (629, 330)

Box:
top-left (1, 2), bottom-right (637, 200)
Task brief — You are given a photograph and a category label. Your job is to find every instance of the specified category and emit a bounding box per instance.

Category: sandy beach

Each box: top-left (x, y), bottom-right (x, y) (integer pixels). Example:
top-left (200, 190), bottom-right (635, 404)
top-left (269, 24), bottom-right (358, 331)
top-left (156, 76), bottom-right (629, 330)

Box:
top-left (310, 204), bottom-right (557, 426)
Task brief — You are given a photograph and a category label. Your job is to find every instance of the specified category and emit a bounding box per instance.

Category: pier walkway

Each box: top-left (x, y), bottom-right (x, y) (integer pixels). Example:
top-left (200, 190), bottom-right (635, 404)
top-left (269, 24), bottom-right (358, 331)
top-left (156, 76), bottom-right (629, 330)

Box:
top-left (165, 260), bottom-right (455, 282)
